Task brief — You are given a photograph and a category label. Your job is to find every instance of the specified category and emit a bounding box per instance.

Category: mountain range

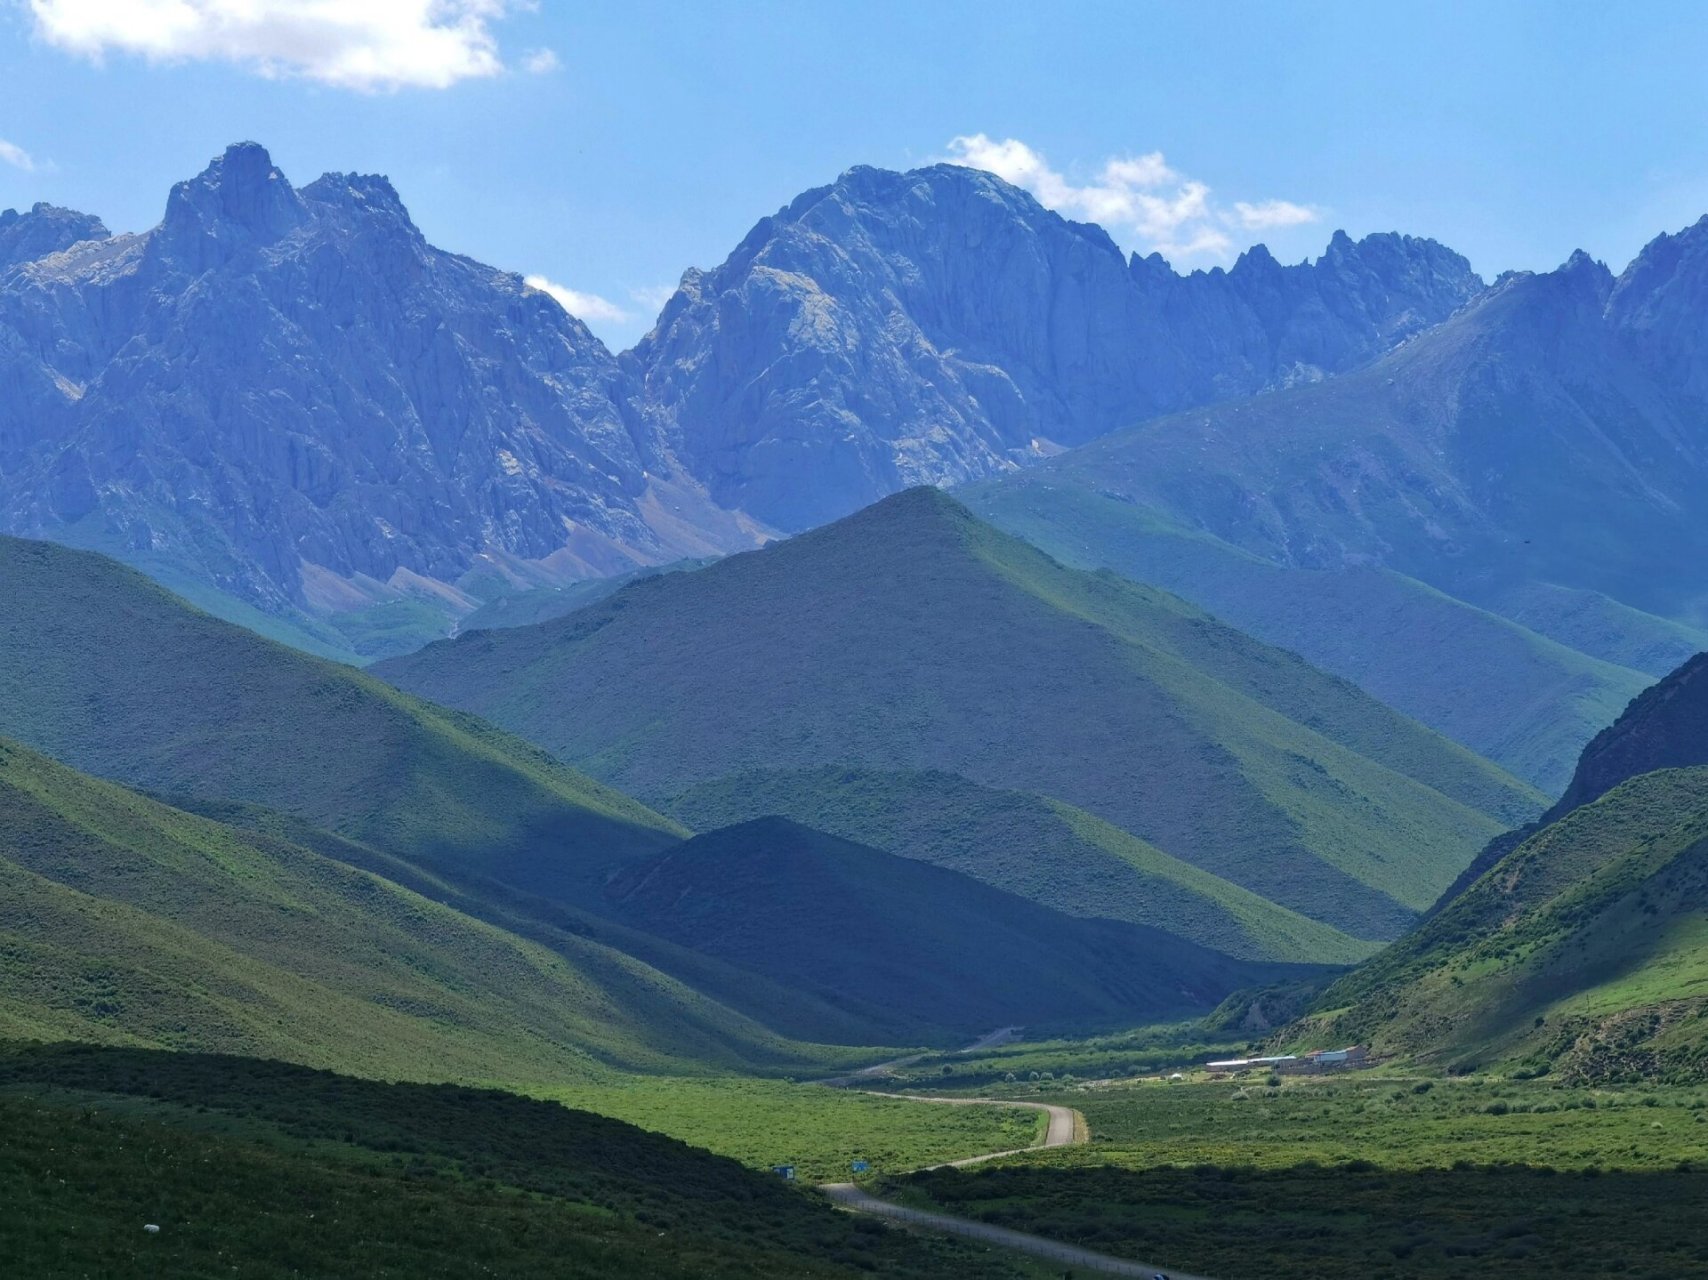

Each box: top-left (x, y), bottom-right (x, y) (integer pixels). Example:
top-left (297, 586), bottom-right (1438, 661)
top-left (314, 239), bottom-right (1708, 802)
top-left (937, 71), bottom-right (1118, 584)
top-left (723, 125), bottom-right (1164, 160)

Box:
top-left (0, 142), bottom-right (1479, 658)
top-left (8, 140), bottom-right (1708, 795)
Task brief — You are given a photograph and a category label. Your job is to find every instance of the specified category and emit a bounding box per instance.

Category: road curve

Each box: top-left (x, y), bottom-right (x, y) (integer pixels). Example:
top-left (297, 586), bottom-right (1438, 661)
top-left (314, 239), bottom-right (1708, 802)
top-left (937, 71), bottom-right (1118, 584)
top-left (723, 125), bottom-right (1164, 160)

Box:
top-left (822, 1094), bottom-right (1218, 1278)
top-left (863, 1095), bottom-right (1079, 1168)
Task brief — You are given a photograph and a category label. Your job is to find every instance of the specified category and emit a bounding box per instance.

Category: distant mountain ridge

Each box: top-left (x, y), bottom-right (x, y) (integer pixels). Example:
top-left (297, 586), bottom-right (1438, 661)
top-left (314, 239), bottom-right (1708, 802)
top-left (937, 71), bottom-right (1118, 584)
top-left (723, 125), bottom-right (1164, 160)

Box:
top-left (0, 143), bottom-right (1482, 657)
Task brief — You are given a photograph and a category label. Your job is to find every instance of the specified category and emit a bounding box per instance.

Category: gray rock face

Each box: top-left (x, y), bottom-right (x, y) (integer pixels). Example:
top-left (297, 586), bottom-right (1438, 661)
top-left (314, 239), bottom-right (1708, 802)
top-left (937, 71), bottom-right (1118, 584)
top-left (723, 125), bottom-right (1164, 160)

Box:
top-left (0, 143), bottom-right (752, 616)
top-left (0, 203), bottom-right (108, 272)
top-left (627, 164), bottom-right (1483, 531)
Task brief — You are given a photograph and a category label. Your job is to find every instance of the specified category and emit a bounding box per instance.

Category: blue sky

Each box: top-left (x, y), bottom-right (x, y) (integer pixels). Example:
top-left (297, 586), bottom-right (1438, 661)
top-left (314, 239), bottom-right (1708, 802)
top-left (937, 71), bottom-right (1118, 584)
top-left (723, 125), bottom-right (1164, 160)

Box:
top-left (4, 1), bottom-right (1708, 348)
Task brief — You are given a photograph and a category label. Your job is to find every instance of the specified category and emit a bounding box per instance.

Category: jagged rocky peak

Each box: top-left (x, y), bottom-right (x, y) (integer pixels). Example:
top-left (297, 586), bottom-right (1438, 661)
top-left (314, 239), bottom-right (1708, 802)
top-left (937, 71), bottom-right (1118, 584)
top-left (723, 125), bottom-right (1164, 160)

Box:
top-left (631, 161), bottom-right (1495, 533)
top-left (156, 141), bottom-right (310, 268)
top-left (0, 202), bottom-right (110, 271)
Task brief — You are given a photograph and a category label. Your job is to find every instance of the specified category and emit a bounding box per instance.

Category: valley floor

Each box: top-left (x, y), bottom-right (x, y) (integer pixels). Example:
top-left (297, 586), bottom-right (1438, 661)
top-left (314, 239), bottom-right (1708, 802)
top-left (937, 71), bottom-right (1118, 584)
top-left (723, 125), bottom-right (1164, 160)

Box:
top-left (876, 1070), bottom-right (1708, 1279)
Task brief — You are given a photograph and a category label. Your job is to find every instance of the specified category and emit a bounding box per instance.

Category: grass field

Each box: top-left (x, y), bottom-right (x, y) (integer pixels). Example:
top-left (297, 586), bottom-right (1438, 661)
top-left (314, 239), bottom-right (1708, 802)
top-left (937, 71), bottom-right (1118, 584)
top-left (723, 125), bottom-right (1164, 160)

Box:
top-left (884, 1072), bottom-right (1708, 1279)
top-left (542, 1076), bottom-right (1044, 1183)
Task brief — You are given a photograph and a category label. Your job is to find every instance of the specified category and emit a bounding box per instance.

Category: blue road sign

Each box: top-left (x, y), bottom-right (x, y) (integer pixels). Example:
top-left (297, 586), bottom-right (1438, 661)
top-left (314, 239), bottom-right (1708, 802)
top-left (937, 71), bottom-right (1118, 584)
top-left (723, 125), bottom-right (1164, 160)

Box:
top-left (850, 1159), bottom-right (870, 1173)
top-left (771, 1165), bottom-right (795, 1180)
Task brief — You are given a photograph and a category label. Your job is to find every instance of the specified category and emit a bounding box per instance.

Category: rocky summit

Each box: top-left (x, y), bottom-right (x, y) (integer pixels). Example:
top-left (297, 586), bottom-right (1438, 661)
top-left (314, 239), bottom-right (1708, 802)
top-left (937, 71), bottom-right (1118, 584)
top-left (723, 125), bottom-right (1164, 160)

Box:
top-left (0, 143), bottom-right (762, 638)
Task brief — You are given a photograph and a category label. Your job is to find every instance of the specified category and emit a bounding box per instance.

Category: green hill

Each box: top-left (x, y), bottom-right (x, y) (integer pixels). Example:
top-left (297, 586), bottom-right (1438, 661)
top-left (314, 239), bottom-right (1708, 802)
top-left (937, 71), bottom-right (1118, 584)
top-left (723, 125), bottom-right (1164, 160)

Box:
top-left (0, 1044), bottom-right (1010, 1279)
top-left (0, 738), bottom-right (846, 1080)
top-left (606, 818), bottom-right (1305, 1039)
top-left (1296, 767), bottom-right (1708, 1081)
top-left (667, 768), bottom-right (1373, 964)
top-left (965, 480), bottom-right (1675, 793)
top-left (0, 535), bottom-right (682, 908)
top-left (381, 488), bottom-right (1541, 947)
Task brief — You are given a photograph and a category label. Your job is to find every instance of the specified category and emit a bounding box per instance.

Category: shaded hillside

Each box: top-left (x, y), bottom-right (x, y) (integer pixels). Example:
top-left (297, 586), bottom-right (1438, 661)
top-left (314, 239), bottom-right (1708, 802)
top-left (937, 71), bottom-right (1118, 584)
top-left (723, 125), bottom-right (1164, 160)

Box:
top-left (966, 481), bottom-right (1668, 793)
top-left (0, 535), bottom-right (682, 909)
top-left (1297, 768), bottom-right (1708, 1081)
top-left (606, 819), bottom-right (1296, 1038)
top-left (0, 1045), bottom-right (1006, 1279)
top-left (667, 768), bottom-right (1374, 964)
top-left (0, 739), bottom-right (837, 1081)
top-left (382, 489), bottom-right (1542, 945)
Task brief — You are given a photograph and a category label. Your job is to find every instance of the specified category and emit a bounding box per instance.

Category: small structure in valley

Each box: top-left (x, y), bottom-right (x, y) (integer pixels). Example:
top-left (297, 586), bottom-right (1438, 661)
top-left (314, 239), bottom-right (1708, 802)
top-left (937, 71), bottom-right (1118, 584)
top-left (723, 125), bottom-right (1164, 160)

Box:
top-left (1205, 1053), bottom-right (1296, 1074)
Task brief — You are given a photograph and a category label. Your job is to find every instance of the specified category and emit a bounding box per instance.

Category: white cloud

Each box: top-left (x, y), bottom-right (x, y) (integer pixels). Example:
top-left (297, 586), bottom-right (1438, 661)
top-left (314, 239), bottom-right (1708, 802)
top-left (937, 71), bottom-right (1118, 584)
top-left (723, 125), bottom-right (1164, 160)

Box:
top-left (26, 0), bottom-right (528, 92)
top-left (525, 274), bottom-right (630, 324)
top-left (0, 138), bottom-right (36, 171)
top-left (521, 46), bottom-right (558, 74)
top-left (943, 133), bottom-right (1319, 263)
top-left (1233, 199), bottom-right (1320, 230)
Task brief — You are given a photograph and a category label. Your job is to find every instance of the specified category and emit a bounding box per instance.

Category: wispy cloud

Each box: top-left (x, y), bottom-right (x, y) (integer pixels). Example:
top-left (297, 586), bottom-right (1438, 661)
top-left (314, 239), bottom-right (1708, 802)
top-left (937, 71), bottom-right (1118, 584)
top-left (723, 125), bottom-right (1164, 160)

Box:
top-left (0, 138), bottom-right (36, 172)
top-left (943, 134), bottom-right (1320, 262)
top-left (26, 0), bottom-right (530, 92)
top-left (525, 274), bottom-right (629, 325)
top-left (521, 46), bottom-right (559, 74)
top-left (1233, 199), bottom-right (1319, 230)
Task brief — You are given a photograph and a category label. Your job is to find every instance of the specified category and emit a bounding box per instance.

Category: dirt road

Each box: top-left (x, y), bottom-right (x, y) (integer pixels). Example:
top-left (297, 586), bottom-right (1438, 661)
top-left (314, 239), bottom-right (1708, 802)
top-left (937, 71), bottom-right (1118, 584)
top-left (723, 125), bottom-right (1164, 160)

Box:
top-left (820, 1181), bottom-right (1214, 1279)
top-left (821, 1094), bottom-right (1214, 1277)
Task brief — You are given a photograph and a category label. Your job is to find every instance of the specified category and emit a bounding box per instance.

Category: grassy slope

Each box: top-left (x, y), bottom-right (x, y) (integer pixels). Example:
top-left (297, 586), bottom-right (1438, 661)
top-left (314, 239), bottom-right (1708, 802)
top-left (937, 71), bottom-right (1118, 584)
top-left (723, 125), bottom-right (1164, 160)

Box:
top-left (0, 738), bottom-right (851, 1081)
top-left (1299, 767), bottom-right (1708, 1080)
top-left (604, 818), bottom-right (1301, 1039)
top-left (966, 480), bottom-right (1654, 793)
top-left (0, 1044), bottom-right (1021, 1279)
top-left (380, 488), bottom-right (1540, 944)
top-left (171, 795), bottom-right (911, 1049)
top-left (667, 767), bottom-right (1373, 964)
top-left (0, 534), bottom-right (683, 910)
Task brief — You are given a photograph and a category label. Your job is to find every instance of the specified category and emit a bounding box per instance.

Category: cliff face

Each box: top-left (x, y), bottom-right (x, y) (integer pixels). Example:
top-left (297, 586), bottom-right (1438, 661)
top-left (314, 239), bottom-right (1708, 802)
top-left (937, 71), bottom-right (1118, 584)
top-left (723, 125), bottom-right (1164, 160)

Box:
top-left (627, 163), bottom-right (1483, 531)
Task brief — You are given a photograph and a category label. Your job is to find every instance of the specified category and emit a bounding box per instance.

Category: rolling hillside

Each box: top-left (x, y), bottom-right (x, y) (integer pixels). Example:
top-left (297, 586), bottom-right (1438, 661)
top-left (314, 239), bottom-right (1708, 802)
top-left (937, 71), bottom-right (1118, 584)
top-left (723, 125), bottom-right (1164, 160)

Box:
top-left (1297, 767), bottom-right (1708, 1081)
top-left (1297, 647), bottom-right (1708, 1079)
top-left (381, 488), bottom-right (1543, 946)
top-left (966, 480), bottom-right (1672, 793)
top-left (0, 738), bottom-right (841, 1080)
top-left (605, 818), bottom-right (1302, 1039)
top-left (0, 535), bottom-right (683, 908)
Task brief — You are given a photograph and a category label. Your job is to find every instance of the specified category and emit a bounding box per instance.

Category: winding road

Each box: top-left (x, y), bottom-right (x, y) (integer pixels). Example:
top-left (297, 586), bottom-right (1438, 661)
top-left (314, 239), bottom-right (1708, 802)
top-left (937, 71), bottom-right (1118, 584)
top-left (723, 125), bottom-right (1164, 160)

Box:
top-left (818, 1038), bottom-right (1218, 1279)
